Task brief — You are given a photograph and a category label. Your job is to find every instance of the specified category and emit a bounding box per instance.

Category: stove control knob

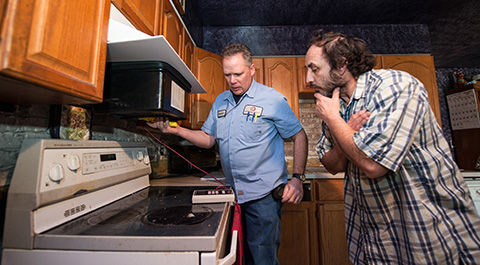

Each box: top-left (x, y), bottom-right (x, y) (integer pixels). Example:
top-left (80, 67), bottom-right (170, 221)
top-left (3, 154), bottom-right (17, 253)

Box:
top-left (143, 155), bottom-right (150, 165)
top-left (136, 151), bottom-right (144, 161)
top-left (49, 164), bottom-right (64, 182)
top-left (67, 155), bottom-right (80, 171)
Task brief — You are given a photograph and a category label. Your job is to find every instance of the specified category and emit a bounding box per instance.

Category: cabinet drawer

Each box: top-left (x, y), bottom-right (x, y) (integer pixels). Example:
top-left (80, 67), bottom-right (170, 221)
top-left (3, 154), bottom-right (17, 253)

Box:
top-left (314, 179), bottom-right (344, 201)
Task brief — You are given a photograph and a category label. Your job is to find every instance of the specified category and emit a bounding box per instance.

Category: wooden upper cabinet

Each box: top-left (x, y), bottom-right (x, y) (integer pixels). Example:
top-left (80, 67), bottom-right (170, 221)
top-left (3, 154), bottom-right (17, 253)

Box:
top-left (0, 0), bottom-right (110, 105)
top-left (189, 47), bottom-right (227, 129)
top-left (296, 57), bottom-right (313, 94)
top-left (373, 55), bottom-right (383, 69)
top-left (183, 29), bottom-right (194, 71)
top-left (252, 58), bottom-right (264, 84)
top-left (380, 55), bottom-right (442, 126)
top-left (263, 57), bottom-right (299, 118)
top-left (159, 0), bottom-right (183, 56)
top-left (111, 0), bottom-right (159, 36)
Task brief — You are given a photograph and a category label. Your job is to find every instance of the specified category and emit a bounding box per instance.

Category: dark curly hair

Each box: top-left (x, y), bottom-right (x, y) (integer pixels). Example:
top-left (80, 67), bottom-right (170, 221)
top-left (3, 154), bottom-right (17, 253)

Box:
top-left (309, 30), bottom-right (377, 78)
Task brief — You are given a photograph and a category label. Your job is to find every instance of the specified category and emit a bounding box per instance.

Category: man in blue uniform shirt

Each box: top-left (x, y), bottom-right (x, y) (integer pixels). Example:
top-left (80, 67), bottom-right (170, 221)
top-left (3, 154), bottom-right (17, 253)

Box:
top-left (150, 43), bottom-right (308, 265)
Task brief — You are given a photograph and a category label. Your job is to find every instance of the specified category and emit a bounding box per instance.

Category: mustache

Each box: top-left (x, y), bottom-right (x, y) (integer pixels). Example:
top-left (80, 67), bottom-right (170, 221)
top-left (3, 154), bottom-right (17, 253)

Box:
top-left (309, 83), bottom-right (332, 97)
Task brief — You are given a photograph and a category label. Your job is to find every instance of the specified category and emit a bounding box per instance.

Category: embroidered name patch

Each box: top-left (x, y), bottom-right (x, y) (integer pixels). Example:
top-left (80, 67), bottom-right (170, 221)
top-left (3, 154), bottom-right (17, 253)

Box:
top-left (217, 110), bottom-right (226, 117)
top-left (243, 105), bottom-right (263, 116)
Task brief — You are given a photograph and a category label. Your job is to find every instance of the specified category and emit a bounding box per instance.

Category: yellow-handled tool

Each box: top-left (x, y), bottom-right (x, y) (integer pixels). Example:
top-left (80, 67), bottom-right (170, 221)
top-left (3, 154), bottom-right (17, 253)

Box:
top-left (139, 117), bottom-right (178, 127)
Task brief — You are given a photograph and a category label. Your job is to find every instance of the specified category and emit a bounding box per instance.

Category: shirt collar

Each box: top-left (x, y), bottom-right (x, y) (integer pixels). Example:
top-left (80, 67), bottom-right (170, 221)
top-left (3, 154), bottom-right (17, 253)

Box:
top-left (340, 72), bottom-right (368, 116)
top-left (352, 72), bottom-right (368, 102)
top-left (223, 79), bottom-right (257, 104)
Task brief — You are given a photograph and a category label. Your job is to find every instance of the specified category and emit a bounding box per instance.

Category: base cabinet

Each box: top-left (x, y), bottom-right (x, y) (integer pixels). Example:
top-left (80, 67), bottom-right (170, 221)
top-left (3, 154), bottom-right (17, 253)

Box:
top-left (314, 179), bottom-right (352, 265)
top-left (317, 203), bottom-right (352, 265)
top-left (279, 202), bottom-right (318, 265)
top-left (278, 179), bottom-right (352, 265)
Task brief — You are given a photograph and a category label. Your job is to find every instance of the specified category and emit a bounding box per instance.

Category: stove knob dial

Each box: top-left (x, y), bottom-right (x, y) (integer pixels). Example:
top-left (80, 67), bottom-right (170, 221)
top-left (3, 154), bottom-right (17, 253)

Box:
top-left (67, 155), bottom-right (80, 171)
top-left (136, 151), bottom-right (144, 161)
top-left (49, 164), bottom-right (64, 182)
top-left (143, 155), bottom-right (150, 165)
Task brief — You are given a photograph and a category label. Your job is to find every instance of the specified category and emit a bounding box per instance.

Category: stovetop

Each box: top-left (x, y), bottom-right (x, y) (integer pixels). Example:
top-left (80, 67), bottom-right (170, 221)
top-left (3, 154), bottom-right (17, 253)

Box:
top-left (35, 185), bottom-right (231, 252)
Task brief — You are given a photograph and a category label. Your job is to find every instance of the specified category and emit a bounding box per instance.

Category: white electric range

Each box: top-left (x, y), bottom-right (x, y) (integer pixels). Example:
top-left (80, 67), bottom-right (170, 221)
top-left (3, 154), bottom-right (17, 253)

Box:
top-left (1, 139), bottom-right (236, 265)
top-left (463, 171), bottom-right (480, 214)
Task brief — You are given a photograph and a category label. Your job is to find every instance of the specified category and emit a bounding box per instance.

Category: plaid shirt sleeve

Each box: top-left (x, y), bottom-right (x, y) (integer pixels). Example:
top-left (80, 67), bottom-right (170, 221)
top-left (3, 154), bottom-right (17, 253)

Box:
top-left (315, 121), bottom-right (334, 161)
top-left (353, 71), bottom-right (427, 172)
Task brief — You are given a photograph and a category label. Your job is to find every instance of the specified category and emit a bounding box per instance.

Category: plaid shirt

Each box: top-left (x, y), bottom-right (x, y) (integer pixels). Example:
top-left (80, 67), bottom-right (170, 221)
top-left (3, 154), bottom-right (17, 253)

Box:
top-left (316, 69), bottom-right (480, 264)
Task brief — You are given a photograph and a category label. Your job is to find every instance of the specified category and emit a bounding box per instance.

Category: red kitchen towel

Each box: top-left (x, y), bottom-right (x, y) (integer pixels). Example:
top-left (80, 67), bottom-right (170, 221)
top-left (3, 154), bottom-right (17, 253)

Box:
top-left (232, 202), bottom-right (244, 265)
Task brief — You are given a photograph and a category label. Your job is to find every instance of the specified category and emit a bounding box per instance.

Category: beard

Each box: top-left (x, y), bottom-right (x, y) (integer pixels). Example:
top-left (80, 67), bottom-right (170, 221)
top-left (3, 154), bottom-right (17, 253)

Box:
top-left (310, 70), bottom-right (345, 97)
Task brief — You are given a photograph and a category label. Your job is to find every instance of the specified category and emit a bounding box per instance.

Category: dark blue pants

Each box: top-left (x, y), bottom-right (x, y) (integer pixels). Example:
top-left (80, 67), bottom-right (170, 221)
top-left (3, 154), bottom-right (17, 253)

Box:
top-left (241, 193), bottom-right (283, 265)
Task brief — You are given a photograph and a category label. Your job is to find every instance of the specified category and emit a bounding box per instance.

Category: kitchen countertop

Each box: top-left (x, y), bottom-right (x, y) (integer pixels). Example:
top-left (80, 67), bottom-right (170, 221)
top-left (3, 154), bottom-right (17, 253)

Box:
top-left (462, 171), bottom-right (480, 178)
top-left (149, 170), bottom-right (344, 187)
top-left (304, 172), bottom-right (344, 179)
top-left (150, 171), bottom-right (227, 186)
top-left (149, 170), bottom-right (480, 186)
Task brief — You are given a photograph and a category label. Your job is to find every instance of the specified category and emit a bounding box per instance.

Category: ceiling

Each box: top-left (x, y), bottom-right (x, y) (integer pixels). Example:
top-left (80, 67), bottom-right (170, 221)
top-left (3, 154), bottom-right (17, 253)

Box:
top-left (190, 0), bottom-right (480, 68)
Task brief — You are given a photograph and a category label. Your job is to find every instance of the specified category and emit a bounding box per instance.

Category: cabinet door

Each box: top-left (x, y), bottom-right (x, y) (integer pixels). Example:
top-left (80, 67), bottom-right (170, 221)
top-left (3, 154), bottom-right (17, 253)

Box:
top-left (183, 29), bottom-right (194, 71)
top-left (0, 0), bottom-right (109, 105)
top-left (373, 55), bottom-right (383, 69)
top-left (252, 58), bottom-right (264, 84)
top-left (159, 0), bottom-right (183, 56)
top-left (111, 0), bottom-right (159, 36)
top-left (263, 57), bottom-right (299, 118)
top-left (189, 47), bottom-right (227, 129)
top-left (317, 203), bottom-right (353, 265)
top-left (278, 202), bottom-right (318, 265)
top-left (380, 56), bottom-right (442, 126)
top-left (314, 179), bottom-right (352, 265)
top-left (297, 57), bottom-right (314, 94)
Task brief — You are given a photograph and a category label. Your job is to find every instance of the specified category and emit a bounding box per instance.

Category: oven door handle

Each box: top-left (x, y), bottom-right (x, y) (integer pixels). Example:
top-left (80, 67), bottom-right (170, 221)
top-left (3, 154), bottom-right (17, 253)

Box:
top-left (218, 230), bottom-right (238, 265)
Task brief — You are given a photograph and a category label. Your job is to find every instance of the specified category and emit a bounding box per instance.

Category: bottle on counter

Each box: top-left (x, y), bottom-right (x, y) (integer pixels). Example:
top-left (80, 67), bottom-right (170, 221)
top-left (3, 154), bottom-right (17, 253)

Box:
top-left (151, 146), bottom-right (169, 176)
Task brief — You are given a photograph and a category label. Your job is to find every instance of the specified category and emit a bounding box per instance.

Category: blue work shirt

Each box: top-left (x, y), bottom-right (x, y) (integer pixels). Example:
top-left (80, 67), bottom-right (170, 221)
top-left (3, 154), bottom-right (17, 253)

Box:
top-left (202, 80), bottom-right (303, 204)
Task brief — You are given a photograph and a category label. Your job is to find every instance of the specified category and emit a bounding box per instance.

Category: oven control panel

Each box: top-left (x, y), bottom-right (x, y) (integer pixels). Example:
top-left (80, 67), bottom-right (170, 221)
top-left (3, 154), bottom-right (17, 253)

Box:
top-left (40, 147), bottom-right (150, 192)
top-left (82, 151), bottom-right (136, 174)
top-left (8, 139), bottom-right (152, 209)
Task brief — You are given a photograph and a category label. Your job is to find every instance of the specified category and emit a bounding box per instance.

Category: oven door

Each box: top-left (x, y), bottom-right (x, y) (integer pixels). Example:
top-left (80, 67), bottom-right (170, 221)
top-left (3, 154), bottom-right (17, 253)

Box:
top-left (202, 203), bottom-right (237, 265)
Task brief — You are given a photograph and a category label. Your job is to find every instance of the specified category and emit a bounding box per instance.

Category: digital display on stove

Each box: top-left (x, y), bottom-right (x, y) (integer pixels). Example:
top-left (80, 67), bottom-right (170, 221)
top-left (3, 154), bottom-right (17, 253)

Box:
top-left (100, 153), bottom-right (116, 162)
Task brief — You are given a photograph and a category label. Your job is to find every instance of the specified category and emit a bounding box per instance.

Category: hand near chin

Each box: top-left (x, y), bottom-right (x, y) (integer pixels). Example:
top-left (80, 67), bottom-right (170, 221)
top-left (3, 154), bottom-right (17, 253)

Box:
top-left (314, 87), bottom-right (341, 121)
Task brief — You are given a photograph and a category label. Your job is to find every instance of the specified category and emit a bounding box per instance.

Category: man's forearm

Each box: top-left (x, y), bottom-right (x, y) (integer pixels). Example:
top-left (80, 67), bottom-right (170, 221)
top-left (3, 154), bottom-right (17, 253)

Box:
top-left (321, 143), bottom-right (348, 174)
top-left (292, 129), bottom-right (308, 174)
top-left (326, 115), bottom-right (388, 178)
top-left (176, 127), bottom-right (216, 149)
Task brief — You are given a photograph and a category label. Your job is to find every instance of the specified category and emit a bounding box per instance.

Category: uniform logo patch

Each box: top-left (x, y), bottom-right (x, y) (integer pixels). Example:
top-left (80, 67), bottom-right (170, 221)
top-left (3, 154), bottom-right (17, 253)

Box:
top-left (243, 105), bottom-right (263, 116)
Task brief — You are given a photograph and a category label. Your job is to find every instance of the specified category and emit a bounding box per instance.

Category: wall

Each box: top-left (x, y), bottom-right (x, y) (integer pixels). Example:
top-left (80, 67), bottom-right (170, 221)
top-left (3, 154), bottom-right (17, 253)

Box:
top-left (202, 24), bottom-right (431, 56)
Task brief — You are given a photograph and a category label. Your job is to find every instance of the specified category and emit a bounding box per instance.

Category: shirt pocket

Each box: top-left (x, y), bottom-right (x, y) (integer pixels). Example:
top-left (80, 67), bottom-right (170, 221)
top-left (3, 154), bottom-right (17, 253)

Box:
top-left (239, 116), bottom-right (267, 142)
top-left (215, 116), bottom-right (230, 141)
